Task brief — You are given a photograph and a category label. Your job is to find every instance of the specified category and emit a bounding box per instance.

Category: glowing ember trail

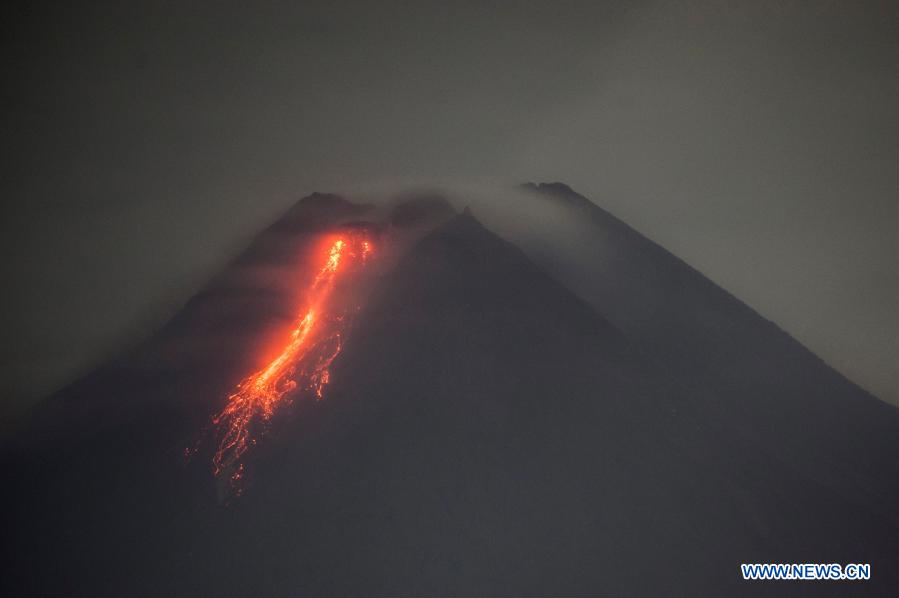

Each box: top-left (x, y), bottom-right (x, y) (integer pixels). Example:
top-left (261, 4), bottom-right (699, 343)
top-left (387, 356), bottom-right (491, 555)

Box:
top-left (209, 232), bottom-right (374, 493)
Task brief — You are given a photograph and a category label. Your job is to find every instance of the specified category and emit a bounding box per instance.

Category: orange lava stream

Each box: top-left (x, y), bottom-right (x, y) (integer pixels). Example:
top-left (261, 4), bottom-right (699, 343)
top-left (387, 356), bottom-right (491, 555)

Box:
top-left (210, 233), bottom-right (373, 491)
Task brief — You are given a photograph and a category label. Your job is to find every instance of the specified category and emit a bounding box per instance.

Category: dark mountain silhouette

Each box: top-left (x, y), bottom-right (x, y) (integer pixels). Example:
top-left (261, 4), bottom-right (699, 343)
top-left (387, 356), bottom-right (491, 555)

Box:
top-left (3, 189), bottom-right (898, 596)
top-left (522, 182), bottom-right (899, 524)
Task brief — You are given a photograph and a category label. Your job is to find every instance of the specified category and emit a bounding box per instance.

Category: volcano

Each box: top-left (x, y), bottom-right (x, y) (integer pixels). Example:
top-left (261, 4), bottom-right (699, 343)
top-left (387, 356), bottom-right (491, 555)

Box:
top-left (3, 186), bottom-right (898, 596)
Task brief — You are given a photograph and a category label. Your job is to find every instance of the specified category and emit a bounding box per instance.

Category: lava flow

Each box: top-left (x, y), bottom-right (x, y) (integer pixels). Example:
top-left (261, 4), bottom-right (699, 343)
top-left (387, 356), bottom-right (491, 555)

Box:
top-left (209, 231), bottom-right (374, 493)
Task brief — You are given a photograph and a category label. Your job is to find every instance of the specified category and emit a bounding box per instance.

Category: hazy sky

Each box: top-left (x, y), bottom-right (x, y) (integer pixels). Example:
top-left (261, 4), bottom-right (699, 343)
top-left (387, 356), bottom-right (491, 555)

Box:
top-left (3, 0), bottom-right (898, 413)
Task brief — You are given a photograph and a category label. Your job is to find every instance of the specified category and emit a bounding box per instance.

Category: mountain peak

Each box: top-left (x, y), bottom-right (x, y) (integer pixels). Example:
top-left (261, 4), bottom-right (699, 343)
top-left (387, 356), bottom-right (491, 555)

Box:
top-left (269, 193), bottom-right (372, 234)
top-left (522, 181), bottom-right (595, 210)
top-left (522, 181), bottom-right (577, 195)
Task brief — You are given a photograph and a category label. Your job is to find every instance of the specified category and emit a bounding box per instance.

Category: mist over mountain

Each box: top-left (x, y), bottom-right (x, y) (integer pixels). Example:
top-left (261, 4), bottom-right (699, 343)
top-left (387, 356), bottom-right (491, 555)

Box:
top-left (3, 186), bottom-right (897, 596)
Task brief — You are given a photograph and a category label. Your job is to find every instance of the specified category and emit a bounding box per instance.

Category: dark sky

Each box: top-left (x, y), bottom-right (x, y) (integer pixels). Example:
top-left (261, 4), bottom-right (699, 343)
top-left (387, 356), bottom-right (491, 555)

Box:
top-left (2, 0), bottom-right (898, 413)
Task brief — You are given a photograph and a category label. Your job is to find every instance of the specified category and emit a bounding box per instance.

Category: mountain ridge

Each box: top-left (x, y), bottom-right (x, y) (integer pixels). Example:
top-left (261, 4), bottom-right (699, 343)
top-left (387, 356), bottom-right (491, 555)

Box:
top-left (521, 181), bottom-right (899, 527)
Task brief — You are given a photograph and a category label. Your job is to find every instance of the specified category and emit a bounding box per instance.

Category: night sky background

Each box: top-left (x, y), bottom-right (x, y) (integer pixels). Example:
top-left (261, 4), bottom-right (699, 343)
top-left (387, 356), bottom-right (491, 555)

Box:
top-left (2, 0), bottom-right (898, 417)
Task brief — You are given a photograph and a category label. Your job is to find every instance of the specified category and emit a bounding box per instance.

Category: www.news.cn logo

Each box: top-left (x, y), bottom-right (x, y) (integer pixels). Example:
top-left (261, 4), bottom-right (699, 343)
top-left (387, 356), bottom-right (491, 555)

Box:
top-left (741, 563), bottom-right (871, 581)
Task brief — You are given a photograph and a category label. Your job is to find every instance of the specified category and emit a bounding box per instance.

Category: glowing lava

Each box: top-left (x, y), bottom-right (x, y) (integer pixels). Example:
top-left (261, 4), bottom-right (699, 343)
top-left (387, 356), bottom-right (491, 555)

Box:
top-left (209, 232), bottom-right (374, 493)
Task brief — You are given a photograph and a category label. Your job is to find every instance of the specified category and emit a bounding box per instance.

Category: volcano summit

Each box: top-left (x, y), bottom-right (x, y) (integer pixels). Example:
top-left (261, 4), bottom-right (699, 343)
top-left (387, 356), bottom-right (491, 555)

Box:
top-left (4, 185), bottom-right (898, 597)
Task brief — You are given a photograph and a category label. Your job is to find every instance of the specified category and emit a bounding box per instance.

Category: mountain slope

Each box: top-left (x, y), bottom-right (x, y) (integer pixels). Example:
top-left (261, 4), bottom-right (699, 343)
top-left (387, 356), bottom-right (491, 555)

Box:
top-left (523, 182), bottom-right (899, 525)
